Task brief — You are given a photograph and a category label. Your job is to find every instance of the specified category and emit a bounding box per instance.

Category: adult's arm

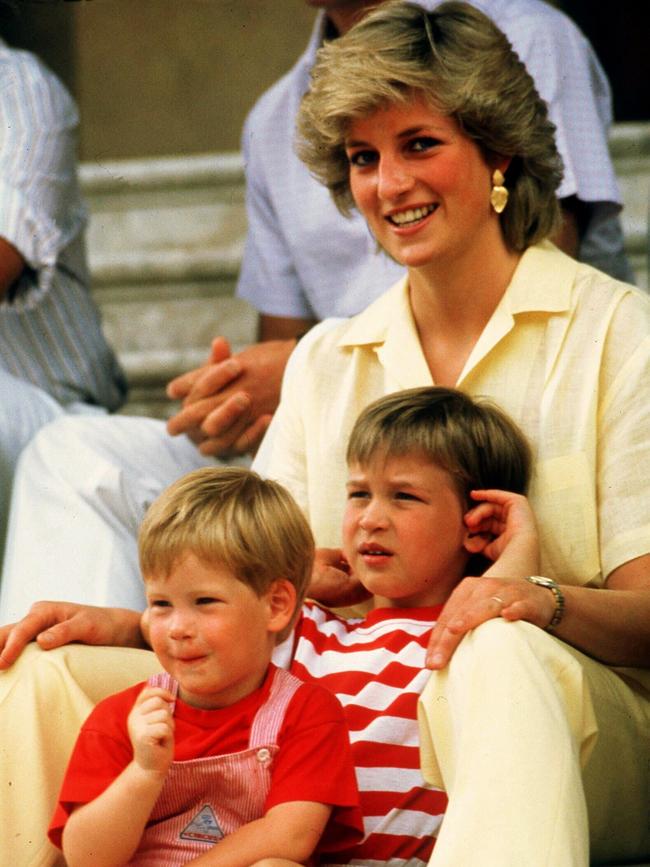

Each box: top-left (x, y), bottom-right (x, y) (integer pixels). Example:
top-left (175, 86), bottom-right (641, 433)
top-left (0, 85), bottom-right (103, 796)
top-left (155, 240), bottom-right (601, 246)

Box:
top-left (425, 556), bottom-right (650, 671)
top-left (552, 204), bottom-right (580, 258)
top-left (424, 483), bottom-right (650, 670)
top-left (0, 602), bottom-right (146, 669)
top-left (427, 289), bottom-right (650, 671)
top-left (258, 313), bottom-right (317, 342)
top-left (0, 236), bottom-right (25, 300)
top-left (0, 46), bottom-right (85, 289)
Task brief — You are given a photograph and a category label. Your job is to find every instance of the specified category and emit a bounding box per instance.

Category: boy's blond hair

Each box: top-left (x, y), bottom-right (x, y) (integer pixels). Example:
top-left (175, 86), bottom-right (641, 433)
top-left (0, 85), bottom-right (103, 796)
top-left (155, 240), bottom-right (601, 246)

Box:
top-left (347, 387), bottom-right (532, 502)
top-left (138, 467), bottom-right (314, 610)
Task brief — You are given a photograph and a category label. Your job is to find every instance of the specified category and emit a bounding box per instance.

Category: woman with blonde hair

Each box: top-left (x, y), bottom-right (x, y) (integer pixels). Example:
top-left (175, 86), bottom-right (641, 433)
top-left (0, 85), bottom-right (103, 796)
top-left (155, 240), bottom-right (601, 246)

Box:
top-left (257, 2), bottom-right (650, 863)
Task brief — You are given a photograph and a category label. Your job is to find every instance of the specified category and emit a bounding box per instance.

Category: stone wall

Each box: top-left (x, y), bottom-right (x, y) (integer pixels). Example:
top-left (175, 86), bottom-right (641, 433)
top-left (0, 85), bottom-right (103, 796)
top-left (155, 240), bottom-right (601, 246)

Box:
top-left (3, 0), bottom-right (316, 160)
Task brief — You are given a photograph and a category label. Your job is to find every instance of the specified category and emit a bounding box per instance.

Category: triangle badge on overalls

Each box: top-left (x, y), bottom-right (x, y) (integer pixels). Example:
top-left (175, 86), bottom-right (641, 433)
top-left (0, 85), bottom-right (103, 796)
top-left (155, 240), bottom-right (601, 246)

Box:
top-left (180, 804), bottom-right (225, 843)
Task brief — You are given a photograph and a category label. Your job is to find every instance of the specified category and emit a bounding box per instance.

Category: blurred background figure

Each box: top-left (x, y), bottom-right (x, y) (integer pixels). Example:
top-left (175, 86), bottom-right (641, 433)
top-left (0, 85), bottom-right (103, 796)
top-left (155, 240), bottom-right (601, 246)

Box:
top-left (0, 4), bottom-right (126, 567)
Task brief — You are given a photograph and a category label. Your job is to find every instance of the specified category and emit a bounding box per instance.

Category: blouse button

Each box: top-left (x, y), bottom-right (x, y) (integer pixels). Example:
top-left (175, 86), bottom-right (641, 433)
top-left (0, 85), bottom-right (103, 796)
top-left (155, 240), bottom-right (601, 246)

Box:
top-left (257, 747), bottom-right (272, 764)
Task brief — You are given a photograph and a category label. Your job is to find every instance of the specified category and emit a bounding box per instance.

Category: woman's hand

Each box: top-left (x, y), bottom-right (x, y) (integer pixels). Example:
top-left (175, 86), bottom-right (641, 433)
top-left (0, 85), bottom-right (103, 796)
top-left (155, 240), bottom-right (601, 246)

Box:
top-left (308, 548), bottom-right (372, 608)
top-left (127, 686), bottom-right (175, 775)
top-left (465, 488), bottom-right (539, 576)
top-left (0, 602), bottom-right (147, 669)
top-left (425, 490), bottom-right (547, 669)
top-left (425, 574), bottom-right (558, 669)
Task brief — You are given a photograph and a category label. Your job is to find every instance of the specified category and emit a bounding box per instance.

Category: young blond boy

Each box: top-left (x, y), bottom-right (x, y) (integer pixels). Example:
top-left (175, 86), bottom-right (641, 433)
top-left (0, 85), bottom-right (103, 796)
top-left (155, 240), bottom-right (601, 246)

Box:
top-left (49, 469), bottom-right (363, 867)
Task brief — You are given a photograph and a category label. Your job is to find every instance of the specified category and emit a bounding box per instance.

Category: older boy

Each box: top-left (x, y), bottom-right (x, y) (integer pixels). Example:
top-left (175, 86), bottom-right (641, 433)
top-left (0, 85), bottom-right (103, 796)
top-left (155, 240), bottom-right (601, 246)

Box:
top-left (274, 386), bottom-right (533, 864)
top-left (49, 467), bottom-right (362, 867)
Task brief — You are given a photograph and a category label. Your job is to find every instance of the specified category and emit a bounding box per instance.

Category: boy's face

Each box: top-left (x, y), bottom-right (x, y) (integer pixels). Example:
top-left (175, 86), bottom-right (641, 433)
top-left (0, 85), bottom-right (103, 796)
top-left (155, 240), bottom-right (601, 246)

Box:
top-left (342, 453), bottom-right (474, 608)
top-left (145, 552), bottom-right (289, 709)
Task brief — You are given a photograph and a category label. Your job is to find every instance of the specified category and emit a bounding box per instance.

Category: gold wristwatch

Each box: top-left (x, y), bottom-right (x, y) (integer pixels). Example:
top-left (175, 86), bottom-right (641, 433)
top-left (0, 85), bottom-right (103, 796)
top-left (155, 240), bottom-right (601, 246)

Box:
top-left (525, 575), bottom-right (565, 630)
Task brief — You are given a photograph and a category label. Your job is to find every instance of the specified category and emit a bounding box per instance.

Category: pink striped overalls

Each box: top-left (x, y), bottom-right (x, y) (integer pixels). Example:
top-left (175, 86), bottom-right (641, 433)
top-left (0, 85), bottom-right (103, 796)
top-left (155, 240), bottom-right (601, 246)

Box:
top-left (128, 668), bottom-right (302, 866)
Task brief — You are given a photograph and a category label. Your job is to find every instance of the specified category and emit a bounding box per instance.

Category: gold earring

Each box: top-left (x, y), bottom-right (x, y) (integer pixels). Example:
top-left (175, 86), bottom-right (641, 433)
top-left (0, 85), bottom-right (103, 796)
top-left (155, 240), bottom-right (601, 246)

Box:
top-left (490, 169), bottom-right (508, 214)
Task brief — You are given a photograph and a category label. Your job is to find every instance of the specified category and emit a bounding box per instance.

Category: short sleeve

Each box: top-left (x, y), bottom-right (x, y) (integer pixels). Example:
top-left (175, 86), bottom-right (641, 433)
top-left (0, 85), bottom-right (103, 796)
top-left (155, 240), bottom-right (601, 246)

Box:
top-left (0, 46), bottom-right (86, 269)
top-left (268, 680), bottom-right (363, 852)
top-left (235, 104), bottom-right (315, 320)
top-left (597, 291), bottom-right (650, 577)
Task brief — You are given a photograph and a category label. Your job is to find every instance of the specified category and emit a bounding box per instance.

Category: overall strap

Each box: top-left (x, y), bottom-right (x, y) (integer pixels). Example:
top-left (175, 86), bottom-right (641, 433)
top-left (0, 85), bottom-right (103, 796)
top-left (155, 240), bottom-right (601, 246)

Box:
top-left (147, 671), bottom-right (179, 714)
top-left (248, 668), bottom-right (302, 749)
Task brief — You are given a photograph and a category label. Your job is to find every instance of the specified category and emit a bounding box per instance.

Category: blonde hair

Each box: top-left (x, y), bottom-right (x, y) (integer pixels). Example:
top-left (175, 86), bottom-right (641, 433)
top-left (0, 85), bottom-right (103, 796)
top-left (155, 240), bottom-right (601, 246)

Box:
top-left (297, 0), bottom-right (563, 251)
top-left (138, 467), bottom-right (314, 614)
top-left (347, 386), bottom-right (532, 501)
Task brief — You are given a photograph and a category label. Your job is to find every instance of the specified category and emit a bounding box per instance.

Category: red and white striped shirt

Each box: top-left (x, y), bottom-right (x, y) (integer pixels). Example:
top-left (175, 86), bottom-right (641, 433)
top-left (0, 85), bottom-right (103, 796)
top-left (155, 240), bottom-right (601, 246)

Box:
top-left (277, 602), bottom-right (447, 866)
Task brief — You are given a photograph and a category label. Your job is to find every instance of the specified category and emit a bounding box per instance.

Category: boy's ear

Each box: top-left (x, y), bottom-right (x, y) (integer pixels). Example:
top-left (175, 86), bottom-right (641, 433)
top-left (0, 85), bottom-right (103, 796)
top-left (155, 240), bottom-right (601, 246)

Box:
top-left (265, 579), bottom-right (297, 634)
top-left (462, 530), bottom-right (491, 556)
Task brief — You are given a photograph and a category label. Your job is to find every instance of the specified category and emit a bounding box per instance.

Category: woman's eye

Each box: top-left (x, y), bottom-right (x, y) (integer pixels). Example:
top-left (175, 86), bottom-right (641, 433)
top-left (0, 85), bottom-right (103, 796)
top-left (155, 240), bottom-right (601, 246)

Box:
top-left (395, 491), bottom-right (420, 501)
top-left (150, 600), bottom-right (170, 609)
top-left (410, 136), bottom-right (438, 153)
top-left (196, 597), bottom-right (219, 606)
top-left (347, 149), bottom-right (376, 168)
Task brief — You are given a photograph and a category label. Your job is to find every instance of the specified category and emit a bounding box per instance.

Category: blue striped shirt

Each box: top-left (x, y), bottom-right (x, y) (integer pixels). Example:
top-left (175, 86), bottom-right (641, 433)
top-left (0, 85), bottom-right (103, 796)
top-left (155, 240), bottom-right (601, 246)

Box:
top-left (0, 39), bottom-right (126, 409)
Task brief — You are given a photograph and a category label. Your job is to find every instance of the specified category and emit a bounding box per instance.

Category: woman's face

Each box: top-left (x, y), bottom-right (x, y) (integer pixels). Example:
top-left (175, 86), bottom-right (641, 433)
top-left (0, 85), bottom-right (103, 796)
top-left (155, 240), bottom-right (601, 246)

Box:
top-left (345, 95), bottom-right (506, 271)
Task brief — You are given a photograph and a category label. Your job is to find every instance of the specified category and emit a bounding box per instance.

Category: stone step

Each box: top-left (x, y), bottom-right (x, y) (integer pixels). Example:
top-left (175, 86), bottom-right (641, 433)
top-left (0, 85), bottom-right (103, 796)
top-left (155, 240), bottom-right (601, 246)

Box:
top-left (80, 151), bottom-right (253, 417)
top-left (80, 122), bottom-right (650, 418)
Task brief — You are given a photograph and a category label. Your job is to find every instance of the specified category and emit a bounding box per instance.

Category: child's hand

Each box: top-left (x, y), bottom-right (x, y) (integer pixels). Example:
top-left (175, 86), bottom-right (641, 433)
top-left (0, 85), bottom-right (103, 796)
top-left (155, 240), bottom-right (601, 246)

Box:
top-left (465, 489), bottom-right (539, 577)
top-left (309, 548), bottom-right (372, 608)
top-left (127, 686), bottom-right (175, 775)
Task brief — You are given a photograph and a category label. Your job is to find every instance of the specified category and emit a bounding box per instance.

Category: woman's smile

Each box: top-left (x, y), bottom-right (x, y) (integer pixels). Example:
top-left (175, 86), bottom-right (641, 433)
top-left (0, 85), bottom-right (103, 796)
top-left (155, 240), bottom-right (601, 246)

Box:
top-left (385, 202), bottom-right (438, 229)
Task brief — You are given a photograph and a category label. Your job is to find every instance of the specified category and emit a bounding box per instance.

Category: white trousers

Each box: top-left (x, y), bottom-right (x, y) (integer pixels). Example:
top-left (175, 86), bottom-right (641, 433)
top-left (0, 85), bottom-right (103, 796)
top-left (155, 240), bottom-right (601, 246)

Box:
top-left (0, 324), bottom-right (305, 623)
top-left (0, 414), bottom-right (221, 621)
top-left (420, 619), bottom-right (650, 867)
top-left (1, 622), bottom-right (648, 867)
top-left (0, 370), bottom-right (93, 573)
top-left (0, 371), bottom-right (64, 566)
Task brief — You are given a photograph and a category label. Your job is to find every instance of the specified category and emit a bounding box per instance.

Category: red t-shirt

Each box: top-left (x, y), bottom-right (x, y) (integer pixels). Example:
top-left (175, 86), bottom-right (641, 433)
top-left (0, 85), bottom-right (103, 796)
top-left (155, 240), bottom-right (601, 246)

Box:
top-left (49, 664), bottom-right (362, 852)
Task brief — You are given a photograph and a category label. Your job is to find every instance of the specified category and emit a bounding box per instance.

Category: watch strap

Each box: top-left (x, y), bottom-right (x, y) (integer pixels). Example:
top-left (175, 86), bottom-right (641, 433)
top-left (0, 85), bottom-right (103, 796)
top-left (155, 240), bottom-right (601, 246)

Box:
top-left (525, 575), bottom-right (565, 630)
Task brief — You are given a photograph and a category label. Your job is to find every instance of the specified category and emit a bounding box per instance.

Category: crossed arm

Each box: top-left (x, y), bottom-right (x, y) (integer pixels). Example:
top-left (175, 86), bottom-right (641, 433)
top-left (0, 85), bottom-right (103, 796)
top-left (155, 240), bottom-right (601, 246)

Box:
top-left (165, 313), bottom-right (315, 458)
